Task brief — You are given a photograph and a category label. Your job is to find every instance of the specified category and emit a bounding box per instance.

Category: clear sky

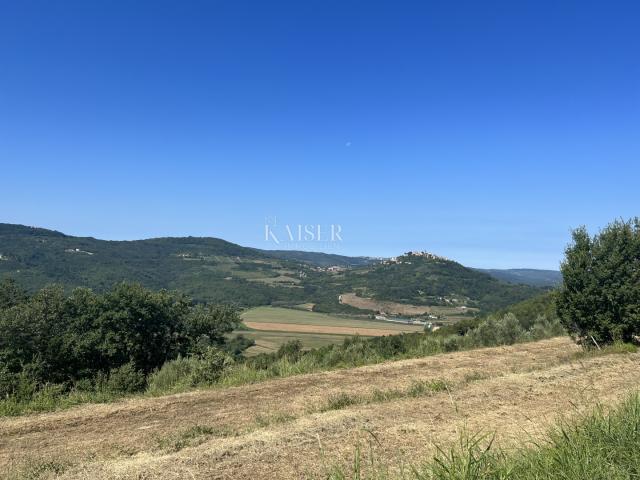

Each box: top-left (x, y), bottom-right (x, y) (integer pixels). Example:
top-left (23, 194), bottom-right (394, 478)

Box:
top-left (1, 1), bottom-right (638, 269)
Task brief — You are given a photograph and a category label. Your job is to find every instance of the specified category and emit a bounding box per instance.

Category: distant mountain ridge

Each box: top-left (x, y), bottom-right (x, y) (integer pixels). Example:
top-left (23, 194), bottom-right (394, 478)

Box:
top-left (0, 223), bottom-right (372, 266)
top-left (478, 268), bottom-right (562, 287)
top-left (0, 223), bottom-right (546, 312)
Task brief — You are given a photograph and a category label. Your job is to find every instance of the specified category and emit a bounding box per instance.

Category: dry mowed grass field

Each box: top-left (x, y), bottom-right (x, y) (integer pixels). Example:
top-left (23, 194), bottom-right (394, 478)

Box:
top-left (3, 337), bottom-right (640, 479)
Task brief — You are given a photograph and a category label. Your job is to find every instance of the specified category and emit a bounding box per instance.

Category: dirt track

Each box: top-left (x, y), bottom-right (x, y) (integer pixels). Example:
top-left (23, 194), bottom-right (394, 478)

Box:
top-left (2, 337), bottom-right (639, 479)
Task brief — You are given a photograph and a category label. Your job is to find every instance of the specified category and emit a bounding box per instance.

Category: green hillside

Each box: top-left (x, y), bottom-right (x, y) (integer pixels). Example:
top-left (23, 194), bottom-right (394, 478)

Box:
top-left (0, 224), bottom-right (309, 305)
top-left (0, 224), bottom-right (544, 312)
top-left (310, 252), bottom-right (546, 311)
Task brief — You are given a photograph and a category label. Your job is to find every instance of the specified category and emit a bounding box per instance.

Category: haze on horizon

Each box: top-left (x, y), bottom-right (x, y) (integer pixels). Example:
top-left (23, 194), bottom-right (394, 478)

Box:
top-left (1, 1), bottom-right (638, 270)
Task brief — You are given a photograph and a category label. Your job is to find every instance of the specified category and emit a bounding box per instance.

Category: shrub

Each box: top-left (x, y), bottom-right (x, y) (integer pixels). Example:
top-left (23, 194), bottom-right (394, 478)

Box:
top-left (0, 282), bottom-right (240, 404)
top-left (494, 312), bottom-right (525, 345)
top-left (191, 347), bottom-right (234, 385)
top-left (0, 365), bottom-right (15, 398)
top-left (105, 362), bottom-right (147, 394)
top-left (276, 340), bottom-right (303, 360)
top-left (442, 336), bottom-right (462, 352)
top-left (147, 355), bottom-right (196, 395)
top-left (0, 278), bottom-right (27, 309)
top-left (530, 314), bottom-right (564, 340)
top-left (469, 313), bottom-right (527, 347)
top-left (468, 316), bottom-right (499, 346)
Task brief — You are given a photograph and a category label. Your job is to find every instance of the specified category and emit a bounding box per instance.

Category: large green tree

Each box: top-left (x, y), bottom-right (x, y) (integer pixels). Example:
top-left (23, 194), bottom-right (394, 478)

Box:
top-left (557, 218), bottom-right (640, 344)
top-left (0, 282), bottom-right (240, 391)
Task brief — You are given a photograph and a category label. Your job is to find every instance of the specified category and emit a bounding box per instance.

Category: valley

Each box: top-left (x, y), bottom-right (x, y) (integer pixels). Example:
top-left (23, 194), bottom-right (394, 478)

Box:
top-left (237, 306), bottom-right (423, 354)
top-left (3, 5), bottom-right (636, 478)
top-left (0, 224), bottom-right (549, 316)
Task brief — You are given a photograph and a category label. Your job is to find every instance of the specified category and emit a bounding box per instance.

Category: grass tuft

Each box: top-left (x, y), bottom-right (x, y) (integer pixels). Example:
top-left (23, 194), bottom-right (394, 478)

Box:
top-left (254, 411), bottom-right (296, 427)
top-left (321, 392), bottom-right (364, 412)
top-left (407, 379), bottom-right (448, 397)
top-left (571, 341), bottom-right (638, 360)
top-left (6, 458), bottom-right (71, 480)
top-left (319, 379), bottom-right (449, 413)
top-left (155, 424), bottom-right (230, 452)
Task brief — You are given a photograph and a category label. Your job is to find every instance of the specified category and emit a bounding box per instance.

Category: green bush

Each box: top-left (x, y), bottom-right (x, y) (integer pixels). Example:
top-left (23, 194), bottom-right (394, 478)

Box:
top-left (191, 347), bottom-right (234, 385)
top-left (0, 365), bottom-right (14, 398)
top-left (495, 312), bottom-right (525, 344)
top-left (104, 362), bottom-right (147, 394)
top-left (0, 282), bottom-right (240, 405)
top-left (529, 314), bottom-right (564, 340)
top-left (147, 356), bottom-right (196, 395)
top-left (276, 339), bottom-right (304, 360)
top-left (468, 313), bottom-right (526, 347)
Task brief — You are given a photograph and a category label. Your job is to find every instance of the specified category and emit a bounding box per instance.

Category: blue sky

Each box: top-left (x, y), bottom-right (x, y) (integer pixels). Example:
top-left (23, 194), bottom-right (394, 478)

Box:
top-left (1, 1), bottom-right (638, 269)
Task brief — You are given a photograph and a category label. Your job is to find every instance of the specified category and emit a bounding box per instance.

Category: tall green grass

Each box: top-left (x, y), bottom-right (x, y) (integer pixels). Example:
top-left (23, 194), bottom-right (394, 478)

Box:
top-left (326, 392), bottom-right (640, 480)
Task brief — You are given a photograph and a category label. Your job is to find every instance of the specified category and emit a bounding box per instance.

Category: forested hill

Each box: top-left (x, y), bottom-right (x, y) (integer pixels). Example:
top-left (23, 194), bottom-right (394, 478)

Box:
top-left (0, 224), bottom-right (379, 305)
top-left (0, 223), bottom-right (328, 305)
top-left (327, 253), bottom-right (547, 311)
top-left (0, 224), bottom-right (545, 311)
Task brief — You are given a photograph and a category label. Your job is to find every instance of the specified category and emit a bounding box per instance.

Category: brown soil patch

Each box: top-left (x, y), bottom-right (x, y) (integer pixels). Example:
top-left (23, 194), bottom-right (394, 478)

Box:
top-left (244, 321), bottom-right (409, 336)
top-left (2, 338), bottom-right (639, 480)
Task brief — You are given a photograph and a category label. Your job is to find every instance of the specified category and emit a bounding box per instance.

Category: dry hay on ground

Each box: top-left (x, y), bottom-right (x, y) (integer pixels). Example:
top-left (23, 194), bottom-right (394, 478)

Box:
top-left (3, 337), bottom-right (639, 479)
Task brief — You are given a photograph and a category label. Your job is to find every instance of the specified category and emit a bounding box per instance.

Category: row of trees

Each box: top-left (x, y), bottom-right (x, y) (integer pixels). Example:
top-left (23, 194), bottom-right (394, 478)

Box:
top-left (0, 281), bottom-right (241, 397)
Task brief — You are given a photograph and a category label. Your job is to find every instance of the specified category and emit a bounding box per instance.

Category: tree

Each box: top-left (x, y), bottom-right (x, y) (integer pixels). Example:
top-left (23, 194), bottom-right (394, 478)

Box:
top-left (0, 282), bottom-right (241, 394)
top-left (557, 218), bottom-right (640, 344)
top-left (183, 303), bottom-right (241, 351)
top-left (0, 278), bottom-right (27, 310)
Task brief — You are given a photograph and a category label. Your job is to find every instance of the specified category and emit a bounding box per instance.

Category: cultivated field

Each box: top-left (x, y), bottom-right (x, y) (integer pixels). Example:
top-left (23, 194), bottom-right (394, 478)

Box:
top-left (232, 331), bottom-right (352, 355)
top-left (339, 292), bottom-right (433, 315)
top-left (339, 293), bottom-right (477, 322)
top-left (238, 306), bottom-right (424, 354)
top-left (3, 337), bottom-right (640, 479)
